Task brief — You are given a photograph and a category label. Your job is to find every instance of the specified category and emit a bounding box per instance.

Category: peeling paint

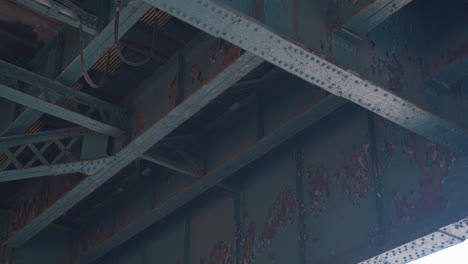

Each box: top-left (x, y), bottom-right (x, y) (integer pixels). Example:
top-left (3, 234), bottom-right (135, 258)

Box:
top-left (261, 188), bottom-right (296, 244)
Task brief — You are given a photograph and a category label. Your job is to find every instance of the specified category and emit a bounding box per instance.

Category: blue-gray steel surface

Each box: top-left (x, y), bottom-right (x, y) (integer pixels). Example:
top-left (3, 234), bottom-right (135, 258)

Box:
top-left (0, 60), bottom-right (124, 117)
top-left (77, 85), bottom-right (346, 263)
top-left (0, 158), bottom-right (110, 183)
top-left (0, 0), bottom-right (151, 136)
top-left (4, 50), bottom-right (262, 248)
top-left (141, 150), bottom-right (195, 177)
top-left (0, 84), bottom-right (123, 137)
top-left (14, 0), bottom-right (98, 34)
top-left (143, 0), bottom-right (468, 154)
top-left (0, 127), bottom-right (91, 148)
top-left (343, 0), bottom-right (414, 36)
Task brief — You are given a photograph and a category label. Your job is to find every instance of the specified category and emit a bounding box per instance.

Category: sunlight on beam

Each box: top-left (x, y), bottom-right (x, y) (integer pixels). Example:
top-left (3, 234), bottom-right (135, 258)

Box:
top-left (407, 239), bottom-right (468, 264)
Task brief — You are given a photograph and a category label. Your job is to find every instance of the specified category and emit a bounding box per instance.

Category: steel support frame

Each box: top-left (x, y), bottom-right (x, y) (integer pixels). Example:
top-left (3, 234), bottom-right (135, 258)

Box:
top-left (77, 80), bottom-right (347, 263)
top-left (14, 0), bottom-right (98, 34)
top-left (357, 217), bottom-right (468, 264)
top-left (343, 0), bottom-right (414, 36)
top-left (4, 34), bottom-right (263, 248)
top-left (0, 127), bottom-right (110, 182)
top-left (1, 0), bottom-right (152, 136)
top-left (0, 61), bottom-right (124, 136)
top-left (143, 0), bottom-right (468, 154)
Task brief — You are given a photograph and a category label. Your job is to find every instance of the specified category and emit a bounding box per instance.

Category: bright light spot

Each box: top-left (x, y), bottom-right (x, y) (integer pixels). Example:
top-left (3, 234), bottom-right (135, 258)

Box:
top-left (407, 239), bottom-right (468, 264)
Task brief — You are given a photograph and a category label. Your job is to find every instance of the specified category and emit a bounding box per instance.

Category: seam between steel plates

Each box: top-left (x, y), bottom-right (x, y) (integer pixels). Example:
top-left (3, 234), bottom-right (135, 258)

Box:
top-left (143, 0), bottom-right (468, 154)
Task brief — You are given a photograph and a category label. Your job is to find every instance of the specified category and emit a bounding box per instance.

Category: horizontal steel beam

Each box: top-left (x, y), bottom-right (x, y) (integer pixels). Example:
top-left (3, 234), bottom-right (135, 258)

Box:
top-left (141, 150), bottom-right (195, 177)
top-left (0, 127), bottom-right (91, 148)
top-left (0, 84), bottom-right (122, 137)
top-left (78, 88), bottom-right (346, 263)
top-left (4, 34), bottom-right (263, 248)
top-left (343, 0), bottom-right (414, 36)
top-left (0, 157), bottom-right (112, 183)
top-left (14, 0), bottom-right (98, 34)
top-left (0, 60), bottom-right (124, 117)
top-left (144, 0), bottom-right (468, 154)
top-left (0, 128), bottom-right (110, 182)
top-left (141, 149), bottom-right (232, 191)
top-left (1, 0), bottom-right (151, 136)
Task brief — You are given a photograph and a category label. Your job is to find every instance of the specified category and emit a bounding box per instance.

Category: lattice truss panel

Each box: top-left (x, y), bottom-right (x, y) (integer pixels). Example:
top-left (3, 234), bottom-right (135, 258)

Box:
top-left (0, 128), bottom-right (92, 172)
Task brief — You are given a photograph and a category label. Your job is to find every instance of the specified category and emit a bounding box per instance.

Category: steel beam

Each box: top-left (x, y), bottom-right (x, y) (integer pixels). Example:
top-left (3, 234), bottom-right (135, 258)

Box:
top-left (0, 128), bottom-right (110, 182)
top-left (343, 0), bottom-right (414, 36)
top-left (0, 60), bottom-right (124, 136)
top-left (0, 84), bottom-right (122, 136)
top-left (357, 216), bottom-right (468, 264)
top-left (14, 0), bottom-right (98, 34)
top-left (1, 0), bottom-right (152, 136)
top-left (4, 34), bottom-right (263, 248)
top-left (141, 150), bottom-right (195, 177)
top-left (143, 0), bottom-right (468, 154)
top-left (0, 127), bottom-right (91, 148)
top-left (77, 83), bottom-right (346, 263)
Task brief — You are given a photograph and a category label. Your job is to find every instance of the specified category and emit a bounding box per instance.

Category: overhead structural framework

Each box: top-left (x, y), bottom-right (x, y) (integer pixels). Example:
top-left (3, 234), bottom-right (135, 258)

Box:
top-left (78, 92), bottom-right (347, 263)
top-left (14, 0), bottom-right (98, 34)
top-left (0, 127), bottom-right (110, 182)
top-left (0, 60), bottom-right (125, 136)
top-left (358, 217), bottom-right (468, 264)
top-left (142, 0), bottom-right (468, 154)
top-left (342, 0), bottom-right (414, 36)
top-left (4, 34), bottom-right (263, 248)
top-left (0, 0), bottom-right (152, 136)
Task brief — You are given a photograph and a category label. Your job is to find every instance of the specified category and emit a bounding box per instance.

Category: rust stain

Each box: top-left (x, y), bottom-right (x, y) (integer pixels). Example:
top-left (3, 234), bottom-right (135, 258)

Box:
top-left (190, 65), bottom-right (202, 84)
top-left (169, 76), bottom-right (178, 106)
top-left (385, 53), bottom-right (406, 92)
top-left (340, 144), bottom-right (372, 203)
top-left (307, 166), bottom-right (330, 214)
top-left (243, 223), bottom-right (255, 264)
top-left (222, 45), bottom-right (241, 66)
top-left (387, 130), bottom-right (456, 224)
top-left (211, 40), bottom-right (222, 64)
top-left (135, 109), bottom-right (145, 136)
top-left (202, 241), bottom-right (232, 264)
top-left (261, 188), bottom-right (296, 244)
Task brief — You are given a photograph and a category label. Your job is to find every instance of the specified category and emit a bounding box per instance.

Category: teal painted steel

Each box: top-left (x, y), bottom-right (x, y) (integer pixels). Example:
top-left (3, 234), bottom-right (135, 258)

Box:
top-left (0, 0), bottom-right (151, 136)
top-left (4, 34), bottom-right (262, 249)
top-left (0, 127), bottom-right (91, 148)
top-left (143, 0), bottom-right (468, 154)
top-left (0, 84), bottom-right (122, 136)
top-left (343, 0), bottom-right (414, 36)
top-left (76, 69), bottom-right (346, 263)
top-left (14, 0), bottom-right (98, 34)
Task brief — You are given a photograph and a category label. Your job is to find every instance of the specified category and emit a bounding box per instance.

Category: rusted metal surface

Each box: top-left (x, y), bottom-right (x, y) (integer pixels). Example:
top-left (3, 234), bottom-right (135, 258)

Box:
top-left (6, 33), bottom-right (261, 256)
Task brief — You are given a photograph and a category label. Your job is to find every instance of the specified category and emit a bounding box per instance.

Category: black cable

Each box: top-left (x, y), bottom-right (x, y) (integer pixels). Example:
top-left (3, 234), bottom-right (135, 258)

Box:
top-left (114, 6), bottom-right (157, 67)
top-left (79, 21), bottom-right (110, 89)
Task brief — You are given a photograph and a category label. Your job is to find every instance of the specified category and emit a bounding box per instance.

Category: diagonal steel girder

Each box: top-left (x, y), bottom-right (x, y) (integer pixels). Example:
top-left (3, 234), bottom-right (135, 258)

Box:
top-left (0, 84), bottom-right (122, 136)
top-left (343, 0), bottom-right (414, 36)
top-left (143, 0), bottom-right (468, 154)
top-left (0, 0), bottom-right (152, 136)
top-left (0, 60), bottom-right (124, 136)
top-left (77, 87), bottom-right (347, 264)
top-left (14, 0), bottom-right (98, 34)
top-left (4, 35), bottom-right (263, 248)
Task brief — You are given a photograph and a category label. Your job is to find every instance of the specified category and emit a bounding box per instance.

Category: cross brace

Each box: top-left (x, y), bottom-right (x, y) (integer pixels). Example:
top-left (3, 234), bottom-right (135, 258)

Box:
top-left (143, 0), bottom-right (468, 154)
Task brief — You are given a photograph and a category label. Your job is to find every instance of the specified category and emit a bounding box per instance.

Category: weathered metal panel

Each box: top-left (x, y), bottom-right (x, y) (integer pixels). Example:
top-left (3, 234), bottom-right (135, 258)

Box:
top-left (300, 105), bottom-right (378, 264)
top-left (145, 0), bottom-right (468, 155)
top-left (190, 190), bottom-right (234, 264)
top-left (89, 103), bottom-right (466, 264)
top-left (240, 142), bottom-right (299, 264)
